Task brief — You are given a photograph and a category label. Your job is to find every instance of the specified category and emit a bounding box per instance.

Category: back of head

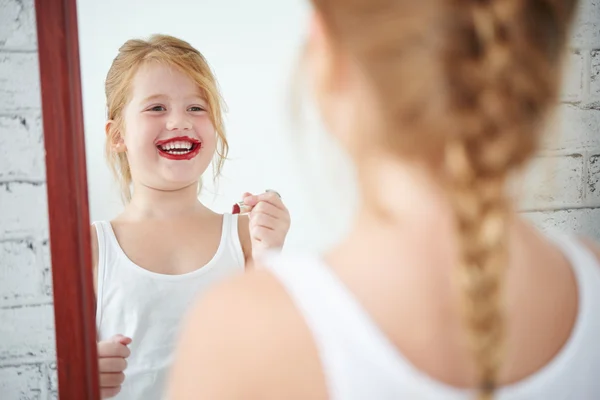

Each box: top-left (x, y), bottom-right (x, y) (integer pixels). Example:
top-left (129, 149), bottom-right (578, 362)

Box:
top-left (104, 34), bottom-right (228, 202)
top-left (309, 0), bottom-right (579, 398)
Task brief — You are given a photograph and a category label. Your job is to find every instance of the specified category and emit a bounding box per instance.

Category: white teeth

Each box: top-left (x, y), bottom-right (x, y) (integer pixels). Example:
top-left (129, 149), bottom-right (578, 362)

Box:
top-left (173, 141), bottom-right (192, 150)
top-left (159, 140), bottom-right (196, 152)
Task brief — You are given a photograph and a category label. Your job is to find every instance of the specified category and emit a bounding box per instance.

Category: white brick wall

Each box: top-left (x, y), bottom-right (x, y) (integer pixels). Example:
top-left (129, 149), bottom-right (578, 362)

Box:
top-left (521, 2), bottom-right (600, 238)
top-left (0, 0), bottom-right (599, 398)
top-left (0, 0), bottom-right (56, 398)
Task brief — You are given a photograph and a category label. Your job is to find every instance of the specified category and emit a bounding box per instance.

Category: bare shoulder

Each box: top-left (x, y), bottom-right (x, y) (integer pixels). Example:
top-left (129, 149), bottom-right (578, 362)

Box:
top-left (167, 267), bottom-right (326, 400)
top-left (579, 236), bottom-right (600, 262)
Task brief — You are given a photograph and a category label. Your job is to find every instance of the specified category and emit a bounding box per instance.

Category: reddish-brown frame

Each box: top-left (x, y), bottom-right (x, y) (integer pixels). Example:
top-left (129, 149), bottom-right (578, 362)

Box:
top-left (34, 0), bottom-right (100, 398)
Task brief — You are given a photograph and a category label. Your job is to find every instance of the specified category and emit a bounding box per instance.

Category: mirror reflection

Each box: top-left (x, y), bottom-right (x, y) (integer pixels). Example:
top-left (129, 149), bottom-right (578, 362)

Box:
top-left (77, 1), bottom-right (355, 398)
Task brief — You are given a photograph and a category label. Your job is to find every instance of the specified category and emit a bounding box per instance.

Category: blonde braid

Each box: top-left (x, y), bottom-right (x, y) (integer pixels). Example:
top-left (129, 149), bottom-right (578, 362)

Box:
top-left (446, 140), bottom-right (511, 400)
top-left (447, 3), bottom-right (533, 399)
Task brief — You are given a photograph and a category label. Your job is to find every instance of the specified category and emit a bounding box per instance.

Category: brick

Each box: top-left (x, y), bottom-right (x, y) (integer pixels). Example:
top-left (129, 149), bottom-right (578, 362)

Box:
top-left (0, 53), bottom-right (41, 111)
top-left (542, 105), bottom-right (600, 151)
top-left (524, 208), bottom-right (600, 240)
top-left (570, 0), bottom-right (600, 48)
top-left (0, 114), bottom-right (45, 180)
top-left (0, 364), bottom-right (43, 400)
top-left (590, 50), bottom-right (600, 103)
top-left (589, 154), bottom-right (600, 205)
top-left (0, 240), bottom-right (45, 304)
top-left (0, 182), bottom-right (48, 237)
top-left (47, 362), bottom-right (57, 393)
top-left (519, 155), bottom-right (584, 210)
top-left (0, 305), bottom-right (54, 361)
top-left (40, 240), bottom-right (53, 297)
top-left (0, 0), bottom-right (37, 50)
top-left (561, 51), bottom-right (584, 102)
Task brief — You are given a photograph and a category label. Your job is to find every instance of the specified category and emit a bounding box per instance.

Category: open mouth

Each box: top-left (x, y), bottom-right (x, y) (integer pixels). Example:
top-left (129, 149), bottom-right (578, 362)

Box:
top-left (155, 136), bottom-right (202, 160)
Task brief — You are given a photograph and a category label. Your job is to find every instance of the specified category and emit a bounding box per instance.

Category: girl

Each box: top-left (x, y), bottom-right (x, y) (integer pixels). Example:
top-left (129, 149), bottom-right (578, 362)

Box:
top-left (91, 34), bottom-right (291, 399)
top-left (169, 1), bottom-right (600, 400)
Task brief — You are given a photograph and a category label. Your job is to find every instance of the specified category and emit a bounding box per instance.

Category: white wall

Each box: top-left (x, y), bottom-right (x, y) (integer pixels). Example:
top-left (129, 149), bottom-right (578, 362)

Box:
top-left (77, 0), bottom-right (355, 253)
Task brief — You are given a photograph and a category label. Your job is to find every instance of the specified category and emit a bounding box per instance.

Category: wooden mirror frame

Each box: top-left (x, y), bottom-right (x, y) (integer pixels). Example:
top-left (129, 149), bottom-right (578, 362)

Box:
top-left (34, 0), bottom-right (100, 398)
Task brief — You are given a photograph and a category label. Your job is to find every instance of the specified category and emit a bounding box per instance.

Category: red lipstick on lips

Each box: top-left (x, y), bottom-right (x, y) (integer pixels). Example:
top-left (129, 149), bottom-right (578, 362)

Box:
top-left (155, 136), bottom-right (202, 161)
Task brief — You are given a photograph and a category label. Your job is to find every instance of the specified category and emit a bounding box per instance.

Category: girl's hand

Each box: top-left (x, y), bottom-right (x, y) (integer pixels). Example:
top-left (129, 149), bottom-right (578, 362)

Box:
top-left (97, 334), bottom-right (131, 398)
top-left (234, 190), bottom-right (290, 259)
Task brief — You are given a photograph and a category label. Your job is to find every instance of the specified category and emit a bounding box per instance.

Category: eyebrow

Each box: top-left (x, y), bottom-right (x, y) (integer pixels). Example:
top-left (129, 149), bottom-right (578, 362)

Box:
top-left (140, 94), bottom-right (207, 104)
top-left (140, 94), bottom-right (168, 104)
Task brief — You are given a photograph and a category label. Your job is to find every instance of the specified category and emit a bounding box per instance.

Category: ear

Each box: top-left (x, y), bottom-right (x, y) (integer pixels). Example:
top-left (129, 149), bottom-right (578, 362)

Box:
top-left (105, 120), bottom-right (126, 153)
top-left (307, 11), bottom-right (351, 98)
top-left (307, 12), bottom-right (331, 92)
top-left (308, 10), bottom-right (325, 44)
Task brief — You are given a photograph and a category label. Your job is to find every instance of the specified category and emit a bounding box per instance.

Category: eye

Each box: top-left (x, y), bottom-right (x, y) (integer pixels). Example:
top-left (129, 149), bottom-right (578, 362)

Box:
top-left (148, 105), bottom-right (166, 112)
top-left (188, 106), bottom-right (206, 112)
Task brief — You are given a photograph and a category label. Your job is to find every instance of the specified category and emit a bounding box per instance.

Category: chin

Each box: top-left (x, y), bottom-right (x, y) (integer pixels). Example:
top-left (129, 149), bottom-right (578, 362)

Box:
top-left (160, 163), bottom-right (209, 183)
top-left (160, 179), bottom-right (201, 192)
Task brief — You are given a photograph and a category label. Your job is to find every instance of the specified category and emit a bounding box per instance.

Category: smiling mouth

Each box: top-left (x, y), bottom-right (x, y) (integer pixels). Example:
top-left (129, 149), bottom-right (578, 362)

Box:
top-left (155, 137), bottom-right (202, 160)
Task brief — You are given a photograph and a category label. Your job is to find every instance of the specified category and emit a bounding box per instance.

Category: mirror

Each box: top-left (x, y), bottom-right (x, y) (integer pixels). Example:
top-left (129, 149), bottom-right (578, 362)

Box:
top-left (35, 0), bottom-right (356, 399)
top-left (28, 0), bottom-right (599, 399)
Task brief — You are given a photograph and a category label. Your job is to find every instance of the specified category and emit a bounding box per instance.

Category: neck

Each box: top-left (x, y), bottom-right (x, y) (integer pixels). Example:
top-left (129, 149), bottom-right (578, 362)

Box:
top-left (331, 153), bottom-right (520, 271)
top-left (357, 155), bottom-right (455, 229)
top-left (124, 181), bottom-right (206, 220)
top-left (325, 156), bottom-right (452, 266)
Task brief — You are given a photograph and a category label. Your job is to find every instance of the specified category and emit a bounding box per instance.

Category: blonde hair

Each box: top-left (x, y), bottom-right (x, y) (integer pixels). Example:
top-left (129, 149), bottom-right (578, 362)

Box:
top-left (310, 1), bottom-right (579, 398)
top-left (105, 34), bottom-right (228, 202)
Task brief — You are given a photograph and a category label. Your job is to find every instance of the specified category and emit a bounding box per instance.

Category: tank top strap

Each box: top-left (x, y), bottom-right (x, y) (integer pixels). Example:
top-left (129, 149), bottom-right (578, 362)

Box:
top-left (550, 234), bottom-right (600, 273)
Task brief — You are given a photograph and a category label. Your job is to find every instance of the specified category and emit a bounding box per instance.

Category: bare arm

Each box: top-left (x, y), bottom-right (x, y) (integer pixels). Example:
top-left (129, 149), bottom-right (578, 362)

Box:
top-left (91, 224), bottom-right (99, 298)
top-left (237, 215), bottom-right (254, 267)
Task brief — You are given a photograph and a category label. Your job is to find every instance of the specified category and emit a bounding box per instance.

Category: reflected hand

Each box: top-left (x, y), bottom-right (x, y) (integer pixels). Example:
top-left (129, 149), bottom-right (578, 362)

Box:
top-left (240, 191), bottom-right (291, 258)
top-left (97, 334), bottom-right (132, 398)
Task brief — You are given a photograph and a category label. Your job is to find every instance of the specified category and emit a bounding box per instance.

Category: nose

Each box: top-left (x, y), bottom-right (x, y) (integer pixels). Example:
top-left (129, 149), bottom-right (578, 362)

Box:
top-left (166, 110), bottom-right (192, 131)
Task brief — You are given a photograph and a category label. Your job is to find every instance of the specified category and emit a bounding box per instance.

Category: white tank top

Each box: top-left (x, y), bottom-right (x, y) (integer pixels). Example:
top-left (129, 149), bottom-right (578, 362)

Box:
top-left (94, 213), bottom-right (245, 400)
top-left (264, 233), bottom-right (600, 400)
